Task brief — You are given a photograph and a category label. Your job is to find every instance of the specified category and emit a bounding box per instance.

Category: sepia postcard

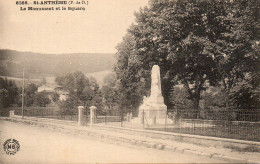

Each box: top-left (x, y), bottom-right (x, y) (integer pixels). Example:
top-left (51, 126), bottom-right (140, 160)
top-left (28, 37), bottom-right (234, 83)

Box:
top-left (0, 0), bottom-right (259, 163)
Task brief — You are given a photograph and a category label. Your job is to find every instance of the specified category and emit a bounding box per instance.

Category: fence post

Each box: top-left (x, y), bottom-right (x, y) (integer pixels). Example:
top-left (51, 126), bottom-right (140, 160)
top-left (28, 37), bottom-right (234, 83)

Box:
top-left (126, 113), bottom-right (130, 122)
top-left (78, 106), bottom-right (84, 126)
top-left (90, 106), bottom-right (97, 127)
top-left (142, 109), bottom-right (144, 129)
top-left (120, 111), bottom-right (123, 127)
top-left (105, 110), bottom-right (107, 125)
top-left (164, 110), bottom-right (167, 131)
top-left (9, 110), bottom-right (15, 118)
top-left (86, 109), bottom-right (88, 126)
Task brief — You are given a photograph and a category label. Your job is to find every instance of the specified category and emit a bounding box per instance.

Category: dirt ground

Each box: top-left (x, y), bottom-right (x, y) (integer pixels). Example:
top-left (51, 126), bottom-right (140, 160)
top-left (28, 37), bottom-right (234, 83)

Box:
top-left (0, 120), bottom-right (228, 163)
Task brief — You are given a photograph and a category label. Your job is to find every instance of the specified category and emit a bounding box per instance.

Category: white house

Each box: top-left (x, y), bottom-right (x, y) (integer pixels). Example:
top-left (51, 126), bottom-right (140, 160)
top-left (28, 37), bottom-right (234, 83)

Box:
top-left (38, 77), bottom-right (68, 101)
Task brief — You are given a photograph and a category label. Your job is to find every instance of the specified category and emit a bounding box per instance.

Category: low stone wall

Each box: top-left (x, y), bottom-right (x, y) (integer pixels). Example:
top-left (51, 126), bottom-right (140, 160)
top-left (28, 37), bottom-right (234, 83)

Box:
top-left (3, 114), bottom-right (260, 163)
top-left (9, 109), bottom-right (260, 150)
top-left (92, 124), bottom-right (260, 150)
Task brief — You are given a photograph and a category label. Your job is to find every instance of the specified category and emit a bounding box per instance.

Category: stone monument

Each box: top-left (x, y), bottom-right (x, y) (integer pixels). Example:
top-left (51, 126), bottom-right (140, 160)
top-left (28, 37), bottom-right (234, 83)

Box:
top-left (137, 65), bottom-right (167, 124)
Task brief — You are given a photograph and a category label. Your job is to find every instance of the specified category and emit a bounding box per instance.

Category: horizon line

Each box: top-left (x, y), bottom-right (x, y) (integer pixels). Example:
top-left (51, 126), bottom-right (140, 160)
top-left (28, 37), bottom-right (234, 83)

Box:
top-left (0, 49), bottom-right (116, 55)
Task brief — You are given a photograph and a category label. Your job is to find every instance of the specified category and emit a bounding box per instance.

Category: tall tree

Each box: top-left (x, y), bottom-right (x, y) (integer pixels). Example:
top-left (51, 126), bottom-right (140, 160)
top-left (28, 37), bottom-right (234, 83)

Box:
top-left (56, 71), bottom-right (102, 113)
top-left (24, 83), bottom-right (38, 107)
top-left (213, 0), bottom-right (260, 109)
top-left (101, 73), bottom-right (121, 115)
top-left (33, 92), bottom-right (51, 107)
top-left (115, 0), bottom-right (259, 117)
top-left (115, 34), bottom-right (151, 114)
top-left (0, 77), bottom-right (19, 108)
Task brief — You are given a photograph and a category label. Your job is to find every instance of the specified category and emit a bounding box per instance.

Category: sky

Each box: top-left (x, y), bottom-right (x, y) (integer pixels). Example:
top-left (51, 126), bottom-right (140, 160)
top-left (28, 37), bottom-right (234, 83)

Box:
top-left (0, 0), bottom-right (148, 54)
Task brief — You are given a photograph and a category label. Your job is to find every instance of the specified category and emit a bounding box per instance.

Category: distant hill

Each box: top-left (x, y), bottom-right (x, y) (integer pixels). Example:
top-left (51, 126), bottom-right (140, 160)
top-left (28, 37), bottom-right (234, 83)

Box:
top-left (0, 76), bottom-right (42, 88)
top-left (1, 70), bottom-right (114, 88)
top-left (0, 50), bottom-right (115, 79)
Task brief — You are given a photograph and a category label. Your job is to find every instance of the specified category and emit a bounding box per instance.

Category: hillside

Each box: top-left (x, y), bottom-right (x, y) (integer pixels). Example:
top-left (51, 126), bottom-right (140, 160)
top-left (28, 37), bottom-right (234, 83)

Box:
top-left (0, 76), bottom-right (42, 88)
top-left (0, 50), bottom-right (115, 79)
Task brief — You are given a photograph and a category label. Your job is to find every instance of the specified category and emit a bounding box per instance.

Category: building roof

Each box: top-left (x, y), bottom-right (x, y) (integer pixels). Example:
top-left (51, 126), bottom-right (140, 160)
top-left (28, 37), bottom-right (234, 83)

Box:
top-left (38, 85), bottom-right (55, 93)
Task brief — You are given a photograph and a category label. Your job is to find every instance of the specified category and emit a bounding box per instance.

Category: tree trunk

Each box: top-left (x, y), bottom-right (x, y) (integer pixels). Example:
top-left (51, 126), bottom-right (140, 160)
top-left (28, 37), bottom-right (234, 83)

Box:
top-left (193, 74), bottom-right (202, 119)
top-left (193, 92), bottom-right (200, 119)
top-left (216, 62), bottom-right (230, 110)
top-left (181, 74), bottom-right (203, 118)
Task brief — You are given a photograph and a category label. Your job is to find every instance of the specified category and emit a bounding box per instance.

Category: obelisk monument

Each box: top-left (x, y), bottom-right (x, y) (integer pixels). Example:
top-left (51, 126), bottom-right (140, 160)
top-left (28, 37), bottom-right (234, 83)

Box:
top-left (137, 65), bottom-right (167, 124)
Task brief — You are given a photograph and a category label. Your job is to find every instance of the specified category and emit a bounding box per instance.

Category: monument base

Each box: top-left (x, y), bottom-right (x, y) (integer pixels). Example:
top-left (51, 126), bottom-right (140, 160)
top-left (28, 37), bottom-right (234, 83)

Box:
top-left (133, 65), bottom-right (172, 125)
top-left (130, 117), bottom-right (174, 125)
top-left (138, 102), bottom-right (167, 118)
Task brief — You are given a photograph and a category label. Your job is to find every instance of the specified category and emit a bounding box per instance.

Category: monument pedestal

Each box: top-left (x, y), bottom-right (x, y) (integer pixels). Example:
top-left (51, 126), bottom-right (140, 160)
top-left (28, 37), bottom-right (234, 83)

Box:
top-left (130, 65), bottom-right (172, 125)
top-left (138, 104), bottom-right (167, 119)
top-left (136, 103), bottom-right (167, 124)
top-left (131, 116), bottom-right (173, 126)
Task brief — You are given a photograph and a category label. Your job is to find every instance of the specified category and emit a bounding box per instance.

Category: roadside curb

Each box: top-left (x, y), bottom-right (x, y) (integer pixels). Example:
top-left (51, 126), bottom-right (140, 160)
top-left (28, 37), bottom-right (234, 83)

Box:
top-left (1, 117), bottom-right (259, 164)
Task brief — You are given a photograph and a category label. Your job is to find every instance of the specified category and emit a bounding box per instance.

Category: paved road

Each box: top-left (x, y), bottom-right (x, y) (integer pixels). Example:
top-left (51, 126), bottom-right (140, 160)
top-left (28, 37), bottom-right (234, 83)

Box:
top-left (0, 120), bottom-right (227, 163)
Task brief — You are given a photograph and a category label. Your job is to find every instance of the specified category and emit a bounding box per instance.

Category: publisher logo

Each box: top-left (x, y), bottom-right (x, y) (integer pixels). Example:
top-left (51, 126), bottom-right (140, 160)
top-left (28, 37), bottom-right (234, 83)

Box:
top-left (3, 139), bottom-right (20, 155)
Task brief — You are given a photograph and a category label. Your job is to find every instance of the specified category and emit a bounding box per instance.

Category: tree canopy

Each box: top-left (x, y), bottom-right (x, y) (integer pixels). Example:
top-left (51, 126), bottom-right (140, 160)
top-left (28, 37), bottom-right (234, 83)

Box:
top-left (115, 0), bottom-right (259, 115)
top-left (0, 77), bottom-right (19, 108)
top-left (56, 71), bottom-right (102, 114)
top-left (101, 73), bottom-right (121, 115)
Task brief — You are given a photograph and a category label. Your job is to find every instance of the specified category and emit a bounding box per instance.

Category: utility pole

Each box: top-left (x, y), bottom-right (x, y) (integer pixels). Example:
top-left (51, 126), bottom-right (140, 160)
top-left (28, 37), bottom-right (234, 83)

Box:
top-left (22, 66), bottom-right (25, 119)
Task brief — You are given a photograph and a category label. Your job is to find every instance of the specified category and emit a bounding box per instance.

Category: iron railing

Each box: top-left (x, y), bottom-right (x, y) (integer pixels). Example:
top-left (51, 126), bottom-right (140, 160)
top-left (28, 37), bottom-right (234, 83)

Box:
top-left (7, 107), bottom-right (260, 142)
top-left (96, 109), bottom-right (260, 142)
top-left (11, 107), bottom-right (90, 123)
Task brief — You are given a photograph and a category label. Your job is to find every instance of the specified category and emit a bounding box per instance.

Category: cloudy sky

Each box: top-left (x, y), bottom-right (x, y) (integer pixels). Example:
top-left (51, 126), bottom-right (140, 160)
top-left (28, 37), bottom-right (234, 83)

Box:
top-left (0, 0), bottom-right (148, 54)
